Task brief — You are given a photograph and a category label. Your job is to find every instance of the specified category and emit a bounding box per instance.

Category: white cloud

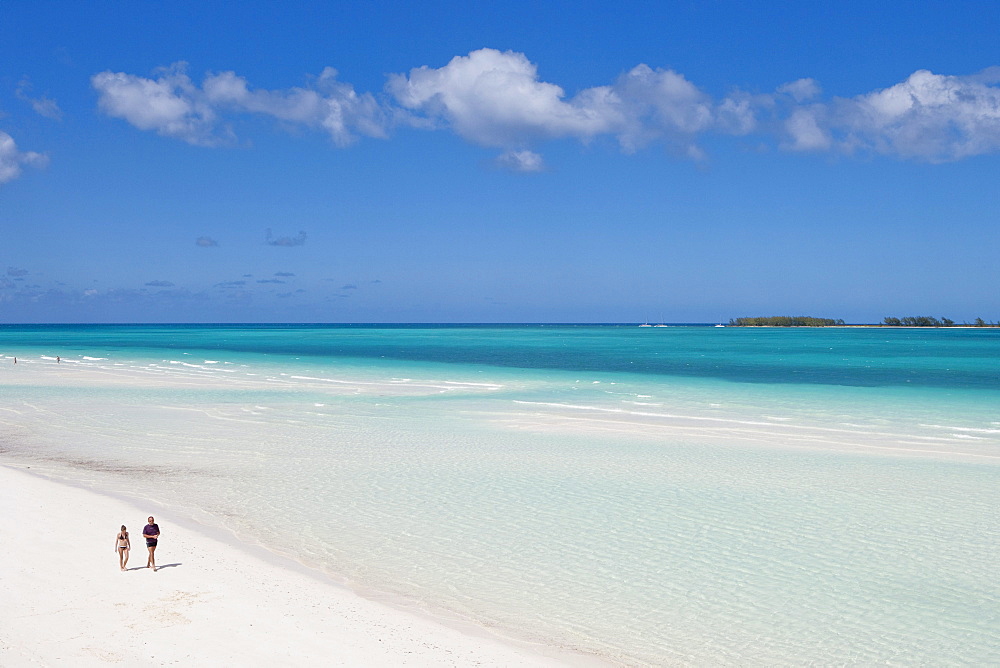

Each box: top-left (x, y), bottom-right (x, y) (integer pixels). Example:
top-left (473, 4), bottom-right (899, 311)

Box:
top-left (834, 68), bottom-right (1000, 161)
top-left (391, 54), bottom-right (1000, 163)
top-left (783, 107), bottom-right (831, 151)
top-left (495, 149), bottom-right (545, 172)
top-left (715, 93), bottom-right (759, 135)
top-left (609, 64), bottom-right (713, 151)
top-left (90, 54), bottom-right (1000, 165)
top-left (92, 64), bottom-right (220, 145)
top-left (387, 49), bottom-right (746, 158)
top-left (0, 131), bottom-right (48, 184)
top-left (203, 67), bottom-right (386, 146)
top-left (388, 49), bottom-right (614, 145)
top-left (773, 68), bottom-right (1000, 161)
top-left (93, 63), bottom-right (387, 146)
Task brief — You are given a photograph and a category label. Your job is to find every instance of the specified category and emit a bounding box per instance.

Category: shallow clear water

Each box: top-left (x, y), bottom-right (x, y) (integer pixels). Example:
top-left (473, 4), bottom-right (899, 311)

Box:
top-left (1, 325), bottom-right (998, 665)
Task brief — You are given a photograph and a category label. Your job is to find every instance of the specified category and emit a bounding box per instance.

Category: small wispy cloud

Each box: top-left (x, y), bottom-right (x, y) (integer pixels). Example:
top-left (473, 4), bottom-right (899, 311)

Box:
top-left (257, 278), bottom-right (285, 284)
top-left (7, 267), bottom-right (29, 277)
top-left (215, 280), bottom-right (246, 288)
top-left (16, 77), bottom-right (63, 120)
top-left (776, 78), bottom-right (821, 103)
top-left (340, 283), bottom-right (357, 290)
top-left (495, 149), bottom-right (544, 172)
top-left (274, 271), bottom-right (295, 277)
top-left (144, 280), bottom-right (175, 287)
top-left (265, 229), bottom-right (307, 246)
top-left (196, 236), bottom-right (219, 247)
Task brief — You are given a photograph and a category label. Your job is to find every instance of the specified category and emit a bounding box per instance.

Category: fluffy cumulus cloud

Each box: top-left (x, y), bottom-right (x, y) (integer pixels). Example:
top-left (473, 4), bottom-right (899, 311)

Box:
top-left (387, 49), bottom-right (734, 157)
top-left (92, 64), bottom-right (221, 145)
top-left (834, 68), bottom-right (1000, 161)
top-left (196, 236), bottom-right (219, 247)
top-left (92, 63), bottom-right (386, 146)
top-left (90, 52), bottom-right (1000, 164)
top-left (0, 131), bottom-right (48, 184)
top-left (776, 68), bottom-right (1000, 161)
top-left (608, 64), bottom-right (716, 152)
top-left (388, 49), bottom-right (616, 145)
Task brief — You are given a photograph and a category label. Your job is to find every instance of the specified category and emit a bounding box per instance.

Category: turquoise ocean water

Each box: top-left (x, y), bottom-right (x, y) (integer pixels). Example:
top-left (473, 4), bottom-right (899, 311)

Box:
top-left (1, 324), bottom-right (998, 665)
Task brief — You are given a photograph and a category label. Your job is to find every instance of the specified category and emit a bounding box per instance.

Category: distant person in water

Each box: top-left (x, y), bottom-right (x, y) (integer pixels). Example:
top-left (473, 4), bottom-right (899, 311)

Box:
top-left (143, 516), bottom-right (160, 571)
top-left (56, 356), bottom-right (60, 363)
top-left (115, 525), bottom-right (131, 571)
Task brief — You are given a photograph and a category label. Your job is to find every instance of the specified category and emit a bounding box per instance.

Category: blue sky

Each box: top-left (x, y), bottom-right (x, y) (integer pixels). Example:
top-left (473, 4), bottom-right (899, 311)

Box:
top-left (2, 0), bottom-right (998, 323)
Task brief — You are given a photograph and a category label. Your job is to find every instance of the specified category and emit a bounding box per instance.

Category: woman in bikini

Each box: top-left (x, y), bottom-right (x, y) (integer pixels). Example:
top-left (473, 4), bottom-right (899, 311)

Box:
top-left (115, 525), bottom-right (131, 571)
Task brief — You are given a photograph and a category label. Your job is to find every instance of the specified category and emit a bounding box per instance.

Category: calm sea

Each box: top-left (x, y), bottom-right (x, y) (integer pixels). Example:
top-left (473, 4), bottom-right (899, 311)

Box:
top-left (1, 324), bottom-right (998, 665)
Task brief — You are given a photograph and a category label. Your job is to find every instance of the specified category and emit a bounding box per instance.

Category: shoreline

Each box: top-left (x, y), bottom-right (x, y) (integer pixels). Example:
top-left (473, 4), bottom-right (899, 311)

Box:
top-left (3, 334), bottom-right (998, 666)
top-left (0, 463), bottom-right (600, 667)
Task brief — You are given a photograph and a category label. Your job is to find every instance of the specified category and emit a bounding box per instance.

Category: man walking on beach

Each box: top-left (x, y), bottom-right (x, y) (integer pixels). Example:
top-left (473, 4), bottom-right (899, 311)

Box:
top-left (143, 516), bottom-right (160, 571)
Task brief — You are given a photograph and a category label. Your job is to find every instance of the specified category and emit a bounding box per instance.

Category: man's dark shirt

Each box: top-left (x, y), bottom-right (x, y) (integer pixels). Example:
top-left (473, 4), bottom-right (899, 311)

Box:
top-left (143, 523), bottom-right (160, 542)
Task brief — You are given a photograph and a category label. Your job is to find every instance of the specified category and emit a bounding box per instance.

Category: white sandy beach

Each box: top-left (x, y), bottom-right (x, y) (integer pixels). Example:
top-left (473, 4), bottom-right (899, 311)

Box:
top-left (0, 465), bottom-right (577, 667)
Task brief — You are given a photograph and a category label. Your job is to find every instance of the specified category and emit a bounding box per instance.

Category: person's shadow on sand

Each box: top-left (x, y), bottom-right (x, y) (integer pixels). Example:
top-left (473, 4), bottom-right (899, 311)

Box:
top-left (125, 563), bottom-right (182, 571)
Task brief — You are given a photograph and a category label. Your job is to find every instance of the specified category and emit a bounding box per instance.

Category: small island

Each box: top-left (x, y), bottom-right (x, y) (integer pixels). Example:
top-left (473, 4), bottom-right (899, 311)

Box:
top-left (728, 315), bottom-right (999, 327)
top-left (729, 316), bottom-right (845, 327)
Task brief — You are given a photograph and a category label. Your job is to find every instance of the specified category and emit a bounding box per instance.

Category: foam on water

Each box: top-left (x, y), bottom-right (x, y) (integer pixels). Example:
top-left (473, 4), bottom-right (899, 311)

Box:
top-left (1, 325), bottom-right (998, 665)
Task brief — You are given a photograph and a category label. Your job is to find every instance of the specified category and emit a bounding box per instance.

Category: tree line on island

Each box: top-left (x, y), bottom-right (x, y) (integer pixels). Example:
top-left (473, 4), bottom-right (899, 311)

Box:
top-left (727, 316), bottom-right (998, 327)
top-left (881, 316), bottom-right (997, 327)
